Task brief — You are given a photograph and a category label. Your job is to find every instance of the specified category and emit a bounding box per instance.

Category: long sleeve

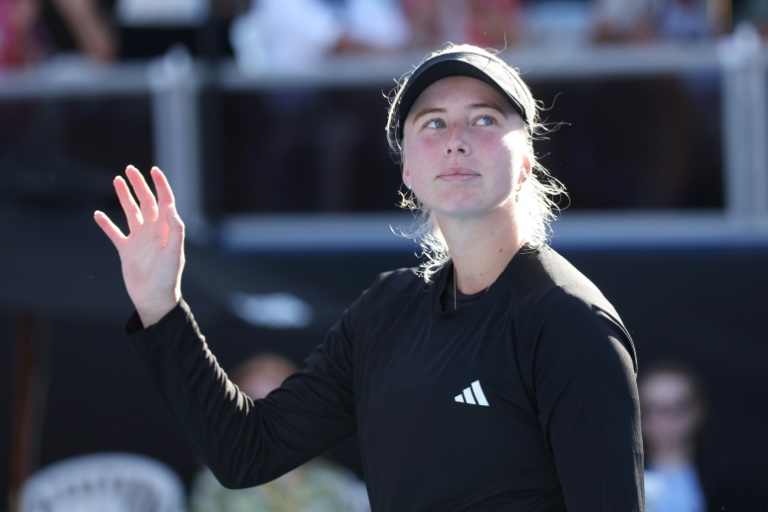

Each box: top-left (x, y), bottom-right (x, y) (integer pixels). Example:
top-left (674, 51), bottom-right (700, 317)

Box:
top-left (126, 299), bottom-right (357, 488)
top-left (530, 291), bottom-right (645, 511)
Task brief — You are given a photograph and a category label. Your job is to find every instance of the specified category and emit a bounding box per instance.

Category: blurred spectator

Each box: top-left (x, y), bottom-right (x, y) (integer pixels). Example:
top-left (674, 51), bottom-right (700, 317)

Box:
top-left (225, 0), bottom-right (410, 213)
top-left (591, 0), bottom-right (655, 43)
top-left (523, 0), bottom-right (592, 46)
top-left (733, 0), bottom-right (768, 37)
top-left (640, 361), bottom-right (709, 512)
top-left (331, 0), bottom-right (413, 54)
top-left (656, 0), bottom-right (717, 41)
top-left (0, 0), bottom-right (116, 69)
top-left (592, 0), bottom-right (729, 43)
top-left (229, 0), bottom-right (410, 73)
top-left (189, 353), bottom-right (370, 512)
top-left (45, 0), bottom-right (117, 62)
top-left (0, 0), bottom-right (44, 67)
top-left (466, 0), bottom-right (523, 47)
top-left (403, 0), bottom-right (523, 49)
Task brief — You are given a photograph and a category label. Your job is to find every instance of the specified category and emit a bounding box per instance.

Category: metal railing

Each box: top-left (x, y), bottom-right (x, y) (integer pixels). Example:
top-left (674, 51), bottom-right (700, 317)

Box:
top-left (1, 27), bottom-right (766, 251)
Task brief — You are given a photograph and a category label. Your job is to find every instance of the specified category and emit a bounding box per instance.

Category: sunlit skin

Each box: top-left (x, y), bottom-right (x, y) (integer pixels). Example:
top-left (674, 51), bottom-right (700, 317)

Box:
top-left (401, 75), bottom-right (531, 294)
top-left (93, 165), bottom-right (185, 327)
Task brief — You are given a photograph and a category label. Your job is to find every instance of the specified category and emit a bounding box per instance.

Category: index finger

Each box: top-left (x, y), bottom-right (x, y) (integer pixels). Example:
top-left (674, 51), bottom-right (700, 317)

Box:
top-left (151, 167), bottom-right (176, 207)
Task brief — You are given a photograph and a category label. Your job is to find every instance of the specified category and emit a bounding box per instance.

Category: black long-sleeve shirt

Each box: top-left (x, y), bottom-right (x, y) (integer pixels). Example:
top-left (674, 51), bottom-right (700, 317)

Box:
top-left (127, 245), bottom-right (644, 511)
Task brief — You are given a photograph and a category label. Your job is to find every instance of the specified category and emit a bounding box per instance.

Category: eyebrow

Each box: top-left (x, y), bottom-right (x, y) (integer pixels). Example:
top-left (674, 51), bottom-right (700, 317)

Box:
top-left (468, 102), bottom-right (509, 118)
top-left (409, 107), bottom-right (445, 126)
top-left (409, 102), bottom-right (510, 126)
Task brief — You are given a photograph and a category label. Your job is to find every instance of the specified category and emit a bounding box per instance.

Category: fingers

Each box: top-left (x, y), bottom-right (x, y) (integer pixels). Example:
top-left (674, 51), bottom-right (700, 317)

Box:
top-left (114, 174), bottom-right (142, 232)
top-left (93, 210), bottom-right (126, 248)
top-left (125, 165), bottom-right (159, 222)
top-left (151, 167), bottom-right (176, 207)
top-left (108, 165), bottom-right (177, 239)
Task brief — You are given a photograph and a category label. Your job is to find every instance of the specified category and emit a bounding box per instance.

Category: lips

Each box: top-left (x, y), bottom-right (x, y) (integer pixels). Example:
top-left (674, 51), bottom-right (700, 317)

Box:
top-left (437, 168), bottom-right (480, 181)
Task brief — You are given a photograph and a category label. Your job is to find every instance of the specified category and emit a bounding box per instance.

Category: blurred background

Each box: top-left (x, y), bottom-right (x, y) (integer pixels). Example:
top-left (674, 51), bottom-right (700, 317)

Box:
top-left (2, 0), bottom-right (768, 510)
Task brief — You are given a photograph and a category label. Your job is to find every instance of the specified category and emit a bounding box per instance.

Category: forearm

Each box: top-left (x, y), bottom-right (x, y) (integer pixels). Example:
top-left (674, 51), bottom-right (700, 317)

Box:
top-left (125, 299), bottom-right (357, 488)
top-left (126, 300), bottom-right (275, 487)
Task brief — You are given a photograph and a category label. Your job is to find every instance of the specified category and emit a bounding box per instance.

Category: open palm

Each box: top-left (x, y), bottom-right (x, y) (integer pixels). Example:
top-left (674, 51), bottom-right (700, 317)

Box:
top-left (94, 165), bottom-right (185, 327)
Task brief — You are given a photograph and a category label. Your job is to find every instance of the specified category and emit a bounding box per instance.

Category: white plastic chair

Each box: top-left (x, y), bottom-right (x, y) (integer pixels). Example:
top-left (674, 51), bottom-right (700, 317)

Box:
top-left (19, 452), bottom-right (187, 512)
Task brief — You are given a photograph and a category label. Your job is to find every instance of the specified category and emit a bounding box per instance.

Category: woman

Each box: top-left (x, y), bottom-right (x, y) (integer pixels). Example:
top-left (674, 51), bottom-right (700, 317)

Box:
top-left (94, 43), bottom-right (644, 511)
top-left (640, 361), bottom-right (708, 512)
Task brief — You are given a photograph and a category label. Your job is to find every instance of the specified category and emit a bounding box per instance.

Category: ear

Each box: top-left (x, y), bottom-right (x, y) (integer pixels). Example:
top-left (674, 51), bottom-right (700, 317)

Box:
top-left (519, 153), bottom-right (532, 184)
top-left (402, 166), bottom-right (411, 189)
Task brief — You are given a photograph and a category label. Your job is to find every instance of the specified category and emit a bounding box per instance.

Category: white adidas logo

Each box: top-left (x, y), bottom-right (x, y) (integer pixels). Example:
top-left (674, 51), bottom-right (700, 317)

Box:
top-left (454, 380), bottom-right (489, 407)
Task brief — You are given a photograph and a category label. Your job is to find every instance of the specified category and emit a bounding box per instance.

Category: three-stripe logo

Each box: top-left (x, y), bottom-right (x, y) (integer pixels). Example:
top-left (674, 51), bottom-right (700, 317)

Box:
top-left (454, 380), bottom-right (489, 407)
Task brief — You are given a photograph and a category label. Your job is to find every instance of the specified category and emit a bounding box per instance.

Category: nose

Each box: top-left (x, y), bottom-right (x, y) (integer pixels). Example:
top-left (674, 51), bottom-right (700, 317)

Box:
top-left (445, 125), bottom-right (470, 156)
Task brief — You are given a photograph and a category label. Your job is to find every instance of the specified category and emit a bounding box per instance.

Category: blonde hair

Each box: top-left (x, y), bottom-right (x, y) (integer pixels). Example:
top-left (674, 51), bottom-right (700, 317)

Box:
top-left (386, 43), bottom-right (568, 282)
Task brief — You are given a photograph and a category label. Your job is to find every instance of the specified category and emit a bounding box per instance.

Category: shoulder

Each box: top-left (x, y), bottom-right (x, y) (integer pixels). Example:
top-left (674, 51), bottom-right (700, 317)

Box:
top-left (505, 246), bottom-right (624, 325)
top-left (334, 266), bottom-right (426, 330)
top-left (370, 266), bottom-right (425, 291)
top-left (507, 246), bottom-right (609, 306)
top-left (352, 266), bottom-right (427, 309)
top-left (507, 246), bottom-right (637, 371)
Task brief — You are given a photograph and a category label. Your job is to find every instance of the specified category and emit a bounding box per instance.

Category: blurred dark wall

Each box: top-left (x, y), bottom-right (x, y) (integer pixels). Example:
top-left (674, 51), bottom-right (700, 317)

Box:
top-left (3, 244), bottom-right (768, 511)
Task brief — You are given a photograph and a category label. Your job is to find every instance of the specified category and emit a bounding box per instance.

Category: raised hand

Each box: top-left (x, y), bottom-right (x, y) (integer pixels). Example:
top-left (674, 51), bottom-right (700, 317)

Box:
top-left (94, 165), bottom-right (185, 327)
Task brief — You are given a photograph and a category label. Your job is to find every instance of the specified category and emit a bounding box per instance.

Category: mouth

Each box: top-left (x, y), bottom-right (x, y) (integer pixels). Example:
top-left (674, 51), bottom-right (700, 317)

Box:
top-left (437, 168), bottom-right (480, 182)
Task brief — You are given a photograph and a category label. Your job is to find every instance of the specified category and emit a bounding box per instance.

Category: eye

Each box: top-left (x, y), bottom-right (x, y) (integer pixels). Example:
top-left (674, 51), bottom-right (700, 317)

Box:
top-left (475, 115), bottom-right (495, 127)
top-left (425, 118), bottom-right (446, 129)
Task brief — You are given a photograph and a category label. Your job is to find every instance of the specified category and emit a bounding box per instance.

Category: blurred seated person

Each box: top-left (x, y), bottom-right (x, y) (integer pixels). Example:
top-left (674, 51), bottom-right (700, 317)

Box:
top-left (640, 361), bottom-right (709, 512)
top-left (402, 0), bottom-right (523, 49)
top-left (330, 0), bottom-right (412, 54)
top-left (655, 0), bottom-right (723, 40)
top-left (0, 0), bottom-right (116, 68)
top-left (229, 0), bottom-right (410, 74)
top-left (189, 353), bottom-right (370, 512)
top-left (592, 0), bottom-right (726, 43)
top-left (225, 0), bottom-right (411, 213)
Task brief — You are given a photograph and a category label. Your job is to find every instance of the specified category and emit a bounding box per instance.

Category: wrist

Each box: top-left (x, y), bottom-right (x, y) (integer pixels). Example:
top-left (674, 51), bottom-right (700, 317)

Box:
top-left (136, 296), bottom-right (180, 328)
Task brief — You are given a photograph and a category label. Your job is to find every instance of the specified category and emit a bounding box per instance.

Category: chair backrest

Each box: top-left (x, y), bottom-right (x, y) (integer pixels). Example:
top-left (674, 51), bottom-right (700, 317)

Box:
top-left (19, 452), bottom-right (187, 512)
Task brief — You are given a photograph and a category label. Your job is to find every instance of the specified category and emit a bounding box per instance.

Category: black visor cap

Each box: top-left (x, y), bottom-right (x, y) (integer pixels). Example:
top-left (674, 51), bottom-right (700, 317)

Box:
top-left (395, 51), bottom-right (531, 142)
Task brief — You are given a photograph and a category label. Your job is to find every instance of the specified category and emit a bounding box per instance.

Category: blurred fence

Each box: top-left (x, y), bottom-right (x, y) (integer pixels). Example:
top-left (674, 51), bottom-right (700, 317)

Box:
top-left (1, 28), bottom-right (766, 252)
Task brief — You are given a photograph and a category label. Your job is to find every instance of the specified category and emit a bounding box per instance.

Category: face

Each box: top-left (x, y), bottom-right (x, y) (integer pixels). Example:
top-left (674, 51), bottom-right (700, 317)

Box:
top-left (640, 373), bottom-right (701, 453)
top-left (401, 75), bottom-right (530, 220)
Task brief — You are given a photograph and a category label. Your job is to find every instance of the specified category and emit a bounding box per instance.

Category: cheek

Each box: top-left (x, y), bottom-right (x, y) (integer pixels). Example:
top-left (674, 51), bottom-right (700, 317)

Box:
top-left (502, 134), bottom-right (528, 171)
top-left (401, 152), bottom-right (412, 185)
top-left (402, 139), bottom-right (434, 180)
top-left (400, 140), bottom-right (411, 184)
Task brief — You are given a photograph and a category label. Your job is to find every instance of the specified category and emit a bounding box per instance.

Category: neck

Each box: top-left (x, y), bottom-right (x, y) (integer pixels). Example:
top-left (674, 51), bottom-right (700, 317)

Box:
top-left (439, 211), bottom-right (526, 294)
